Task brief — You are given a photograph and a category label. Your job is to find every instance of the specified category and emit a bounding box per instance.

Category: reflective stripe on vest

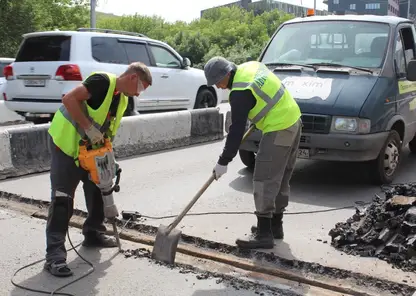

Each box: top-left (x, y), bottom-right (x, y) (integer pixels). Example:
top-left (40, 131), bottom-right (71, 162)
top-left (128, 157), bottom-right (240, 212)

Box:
top-left (59, 102), bottom-right (112, 140)
top-left (231, 61), bottom-right (301, 133)
top-left (232, 78), bottom-right (286, 124)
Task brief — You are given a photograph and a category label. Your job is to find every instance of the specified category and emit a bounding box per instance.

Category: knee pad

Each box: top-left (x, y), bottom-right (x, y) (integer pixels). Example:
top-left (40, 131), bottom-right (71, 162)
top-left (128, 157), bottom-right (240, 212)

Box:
top-left (47, 195), bottom-right (74, 233)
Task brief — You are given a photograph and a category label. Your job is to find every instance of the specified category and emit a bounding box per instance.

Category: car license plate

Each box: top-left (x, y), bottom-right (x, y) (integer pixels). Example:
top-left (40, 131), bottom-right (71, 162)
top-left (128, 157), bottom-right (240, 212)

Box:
top-left (297, 148), bottom-right (310, 159)
top-left (24, 79), bottom-right (45, 87)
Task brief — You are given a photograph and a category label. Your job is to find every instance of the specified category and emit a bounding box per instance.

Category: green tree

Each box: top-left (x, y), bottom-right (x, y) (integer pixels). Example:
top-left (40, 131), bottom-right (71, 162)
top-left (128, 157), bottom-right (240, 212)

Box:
top-left (33, 0), bottom-right (89, 31)
top-left (0, 0), bottom-right (89, 57)
top-left (95, 6), bottom-right (294, 68)
top-left (2, 3), bottom-right (294, 68)
top-left (0, 0), bottom-right (37, 57)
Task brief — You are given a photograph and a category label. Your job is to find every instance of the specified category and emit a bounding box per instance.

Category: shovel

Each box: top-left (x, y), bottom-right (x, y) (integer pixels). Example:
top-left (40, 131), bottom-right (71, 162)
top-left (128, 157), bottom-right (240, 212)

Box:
top-left (151, 124), bottom-right (255, 264)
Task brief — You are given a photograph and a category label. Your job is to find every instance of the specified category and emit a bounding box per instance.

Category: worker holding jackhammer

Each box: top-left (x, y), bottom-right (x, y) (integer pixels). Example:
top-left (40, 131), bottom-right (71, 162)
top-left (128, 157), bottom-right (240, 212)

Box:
top-left (44, 62), bottom-right (152, 277)
top-left (204, 57), bottom-right (302, 250)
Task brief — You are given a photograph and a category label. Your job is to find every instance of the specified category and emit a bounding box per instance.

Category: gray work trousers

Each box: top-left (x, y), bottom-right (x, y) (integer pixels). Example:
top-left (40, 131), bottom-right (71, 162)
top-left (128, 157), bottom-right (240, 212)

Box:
top-left (45, 134), bottom-right (106, 263)
top-left (253, 119), bottom-right (302, 218)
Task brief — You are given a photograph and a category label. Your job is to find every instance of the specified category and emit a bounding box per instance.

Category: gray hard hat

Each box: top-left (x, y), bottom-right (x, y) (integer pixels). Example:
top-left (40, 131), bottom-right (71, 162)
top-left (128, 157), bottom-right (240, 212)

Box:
top-left (204, 56), bottom-right (236, 86)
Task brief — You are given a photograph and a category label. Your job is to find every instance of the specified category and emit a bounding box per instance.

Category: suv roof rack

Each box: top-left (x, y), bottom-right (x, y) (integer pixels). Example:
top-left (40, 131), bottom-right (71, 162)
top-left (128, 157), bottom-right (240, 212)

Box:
top-left (77, 28), bottom-right (148, 38)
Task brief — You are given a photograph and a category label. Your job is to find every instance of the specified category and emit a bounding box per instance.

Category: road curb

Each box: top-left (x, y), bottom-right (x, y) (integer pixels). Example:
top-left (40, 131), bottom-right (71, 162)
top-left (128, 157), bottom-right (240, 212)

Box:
top-left (0, 108), bottom-right (224, 180)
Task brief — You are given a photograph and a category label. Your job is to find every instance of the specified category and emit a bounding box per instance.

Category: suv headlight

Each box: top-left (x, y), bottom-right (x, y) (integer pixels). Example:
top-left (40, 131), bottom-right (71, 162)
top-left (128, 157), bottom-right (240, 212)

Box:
top-left (331, 117), bottom-right (371, 134)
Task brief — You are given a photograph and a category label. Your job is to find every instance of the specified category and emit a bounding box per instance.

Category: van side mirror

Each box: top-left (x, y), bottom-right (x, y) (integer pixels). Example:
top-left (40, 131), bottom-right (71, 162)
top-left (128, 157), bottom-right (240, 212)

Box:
top-left (407, 59), bottom-right (416, 81)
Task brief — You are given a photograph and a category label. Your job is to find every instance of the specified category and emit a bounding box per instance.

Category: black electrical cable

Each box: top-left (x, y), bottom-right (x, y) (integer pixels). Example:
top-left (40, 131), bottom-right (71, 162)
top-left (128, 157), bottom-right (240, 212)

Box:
top-left (11, 197), bottom-right (96, 296)
top-left (11, 229), bottom-right (95, 296)
top-left (10, 215), bottom-right (132, 296)
top-left (138, 200), bottom-right (371, 220)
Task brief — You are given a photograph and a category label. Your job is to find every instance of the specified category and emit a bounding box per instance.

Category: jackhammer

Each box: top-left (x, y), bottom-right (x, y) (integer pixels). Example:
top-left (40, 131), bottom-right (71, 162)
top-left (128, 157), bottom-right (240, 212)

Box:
top-left (78, 136), bottom-right (122, 251)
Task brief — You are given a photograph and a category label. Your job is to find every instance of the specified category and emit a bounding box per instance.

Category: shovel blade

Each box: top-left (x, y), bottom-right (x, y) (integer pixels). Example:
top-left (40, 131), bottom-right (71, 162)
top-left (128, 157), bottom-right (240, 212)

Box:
top-left (151, 224), bottom-right (182, 264)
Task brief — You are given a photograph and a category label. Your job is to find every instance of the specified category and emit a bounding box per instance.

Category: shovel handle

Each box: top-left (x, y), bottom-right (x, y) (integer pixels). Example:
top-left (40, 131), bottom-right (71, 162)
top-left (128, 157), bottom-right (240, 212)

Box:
top-left (166, 123), bottom-right (256, 234)
top-left (242, 124), bottom-right (255, 142)
top-left (167, 173), bottom-right (216, 233)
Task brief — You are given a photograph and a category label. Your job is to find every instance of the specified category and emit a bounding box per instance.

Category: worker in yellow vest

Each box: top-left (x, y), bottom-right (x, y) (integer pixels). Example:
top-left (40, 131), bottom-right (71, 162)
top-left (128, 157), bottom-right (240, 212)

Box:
top-left (204, 57), bottom-right (302, 250)
top-left (45, 62), bottom-right (152, 277)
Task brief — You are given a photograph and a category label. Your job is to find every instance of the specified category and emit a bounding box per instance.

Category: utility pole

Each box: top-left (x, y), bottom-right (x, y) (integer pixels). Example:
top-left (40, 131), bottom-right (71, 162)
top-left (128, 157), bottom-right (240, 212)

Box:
top-left (90, 0), bottom-right (96, 28)
top-left (407, 0), bottom-right (411, 19)
top-left (314, 0), bottom-right (316, 11)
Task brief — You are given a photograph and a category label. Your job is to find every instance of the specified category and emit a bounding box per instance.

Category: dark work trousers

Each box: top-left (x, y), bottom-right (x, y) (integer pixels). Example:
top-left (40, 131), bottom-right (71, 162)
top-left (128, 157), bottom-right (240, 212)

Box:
top-left (45, 134), bottom-right (106, 263)
top-left (253, 119), bottom-right (302, 218)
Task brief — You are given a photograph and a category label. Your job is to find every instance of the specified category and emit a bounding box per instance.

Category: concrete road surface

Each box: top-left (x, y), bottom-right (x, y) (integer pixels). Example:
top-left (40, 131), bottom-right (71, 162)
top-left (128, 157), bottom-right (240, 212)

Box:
top-left (1, 134), bottom-right (416, 288)
top-left (3, 208), bottom-right (324, 296)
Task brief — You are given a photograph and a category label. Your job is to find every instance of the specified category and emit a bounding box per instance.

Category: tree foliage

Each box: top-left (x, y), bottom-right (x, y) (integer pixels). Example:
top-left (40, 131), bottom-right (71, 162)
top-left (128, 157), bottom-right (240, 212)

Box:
top-left (0, 0), bottom-right (89, 57)
top-left (1, 1), bottom-right (294, 68)
top-left (97, 6), bottom-right (294, 68)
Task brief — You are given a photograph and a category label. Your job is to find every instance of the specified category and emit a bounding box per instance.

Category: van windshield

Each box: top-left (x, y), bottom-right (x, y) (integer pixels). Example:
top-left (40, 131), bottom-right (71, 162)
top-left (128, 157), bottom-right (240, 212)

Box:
top-left (261, 21), bottom-right (390, 69)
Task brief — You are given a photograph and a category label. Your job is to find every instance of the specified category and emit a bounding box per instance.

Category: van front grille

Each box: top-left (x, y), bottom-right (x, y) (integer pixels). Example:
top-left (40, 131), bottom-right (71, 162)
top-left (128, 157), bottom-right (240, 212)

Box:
top-left (301, 114), bottom-right (332, 134)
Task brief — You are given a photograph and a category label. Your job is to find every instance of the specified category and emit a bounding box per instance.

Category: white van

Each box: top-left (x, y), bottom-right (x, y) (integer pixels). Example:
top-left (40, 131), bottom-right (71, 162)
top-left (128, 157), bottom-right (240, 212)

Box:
top-left (2, 28), bottom-right (228, 123)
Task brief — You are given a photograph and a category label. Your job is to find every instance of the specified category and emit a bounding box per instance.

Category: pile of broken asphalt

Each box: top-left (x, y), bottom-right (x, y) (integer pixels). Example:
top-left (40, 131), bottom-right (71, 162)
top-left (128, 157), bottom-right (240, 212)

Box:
top-left (329, 183), bottom-right (416, 273)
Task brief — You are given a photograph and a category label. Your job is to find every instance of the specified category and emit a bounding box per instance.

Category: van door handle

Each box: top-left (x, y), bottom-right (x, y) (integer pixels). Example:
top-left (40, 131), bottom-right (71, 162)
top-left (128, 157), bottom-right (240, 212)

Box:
top-left (161, 74), bottom-right (169, 78)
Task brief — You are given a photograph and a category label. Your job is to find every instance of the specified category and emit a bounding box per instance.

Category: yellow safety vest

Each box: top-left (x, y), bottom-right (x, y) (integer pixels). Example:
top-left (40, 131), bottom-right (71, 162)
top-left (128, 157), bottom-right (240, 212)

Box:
top-left (48, 71), bottom-right (128, 165)
top-left (230, 61), bottom-right (301, 133)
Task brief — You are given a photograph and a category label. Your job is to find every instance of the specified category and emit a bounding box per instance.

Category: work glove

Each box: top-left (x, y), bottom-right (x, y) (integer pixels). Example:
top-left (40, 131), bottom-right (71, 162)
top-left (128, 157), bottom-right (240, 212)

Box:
top-left (213, 163), bottom-right (227, 180)
top-left (84, 124), bottom-right (103, 145)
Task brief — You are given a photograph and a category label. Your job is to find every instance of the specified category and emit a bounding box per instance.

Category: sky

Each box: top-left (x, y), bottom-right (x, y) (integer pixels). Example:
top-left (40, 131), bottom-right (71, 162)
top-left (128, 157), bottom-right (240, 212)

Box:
top-left (96, 0), bottom-right (327, 23)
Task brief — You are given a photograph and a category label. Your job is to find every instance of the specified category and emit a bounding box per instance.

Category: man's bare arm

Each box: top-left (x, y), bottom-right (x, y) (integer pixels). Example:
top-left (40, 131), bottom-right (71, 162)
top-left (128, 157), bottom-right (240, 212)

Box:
top-left (62, 85), bottom-right (92, 130)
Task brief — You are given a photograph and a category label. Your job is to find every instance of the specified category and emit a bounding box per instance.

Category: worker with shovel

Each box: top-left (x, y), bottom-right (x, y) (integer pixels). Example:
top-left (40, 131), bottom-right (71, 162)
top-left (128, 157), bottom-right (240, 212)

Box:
top-left (45, 62), bottom-right (152, 277)
top-left (204, 56), bottom-right (302, 250)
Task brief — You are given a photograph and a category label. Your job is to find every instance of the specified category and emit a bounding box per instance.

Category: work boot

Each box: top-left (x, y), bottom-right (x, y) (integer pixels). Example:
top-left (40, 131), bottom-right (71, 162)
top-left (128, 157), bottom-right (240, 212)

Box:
top-left (82, 232), bottom-right (118, 248)
top-left (250, 213), bottom-right (284, 239)
top-left (235, 216), bottom-right (274, 249)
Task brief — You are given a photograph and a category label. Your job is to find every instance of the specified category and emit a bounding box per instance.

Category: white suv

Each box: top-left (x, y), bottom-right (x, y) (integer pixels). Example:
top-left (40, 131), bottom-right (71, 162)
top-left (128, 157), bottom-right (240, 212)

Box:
top-left (3, 28), bottom-right (228, 123)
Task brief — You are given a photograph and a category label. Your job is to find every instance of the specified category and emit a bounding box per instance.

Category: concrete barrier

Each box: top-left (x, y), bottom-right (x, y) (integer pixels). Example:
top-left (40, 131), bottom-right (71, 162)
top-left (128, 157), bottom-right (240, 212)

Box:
top-left (0, 108), bottom-right (224, 180)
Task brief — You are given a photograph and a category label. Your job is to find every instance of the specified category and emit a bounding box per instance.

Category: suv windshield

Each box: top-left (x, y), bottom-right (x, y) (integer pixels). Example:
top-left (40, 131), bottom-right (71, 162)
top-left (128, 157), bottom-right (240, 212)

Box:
top-left (261, 21), bottom-right (390, 69)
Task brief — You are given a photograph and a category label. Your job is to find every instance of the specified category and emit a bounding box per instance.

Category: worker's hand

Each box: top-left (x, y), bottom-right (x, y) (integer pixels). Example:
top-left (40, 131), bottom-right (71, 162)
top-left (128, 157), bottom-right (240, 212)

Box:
top-left (84, 124), bottom-right (103, 145)
top-left (213, 163), bottom-right (227, 180)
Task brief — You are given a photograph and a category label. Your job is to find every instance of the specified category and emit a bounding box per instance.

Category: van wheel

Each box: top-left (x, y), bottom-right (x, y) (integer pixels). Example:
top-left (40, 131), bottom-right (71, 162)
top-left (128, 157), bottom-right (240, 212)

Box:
top-left (239, 149), bottom-right (256, 170)
top-left (408, 135), bottom-right (416, 153)
top-left (194, 88), bottom-right (216, 109)
top-left (370, 130), bottom-right (401, 185)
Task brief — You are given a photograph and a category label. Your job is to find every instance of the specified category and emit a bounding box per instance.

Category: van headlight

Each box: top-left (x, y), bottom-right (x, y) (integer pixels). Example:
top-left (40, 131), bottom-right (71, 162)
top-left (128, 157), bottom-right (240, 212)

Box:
top-left (331, 117), bottom-right (371, 134)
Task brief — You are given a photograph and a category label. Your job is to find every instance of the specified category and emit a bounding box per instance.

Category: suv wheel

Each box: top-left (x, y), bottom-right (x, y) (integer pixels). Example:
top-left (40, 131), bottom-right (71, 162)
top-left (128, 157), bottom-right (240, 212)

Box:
top-left (194, 88), bottom-right (216, 109)
top-left (123, 97), bottom-right (139, 116)
top-left (239, 149), bottom-right (256, 170)
top-left (370, 130), bottom-right (401, 185)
